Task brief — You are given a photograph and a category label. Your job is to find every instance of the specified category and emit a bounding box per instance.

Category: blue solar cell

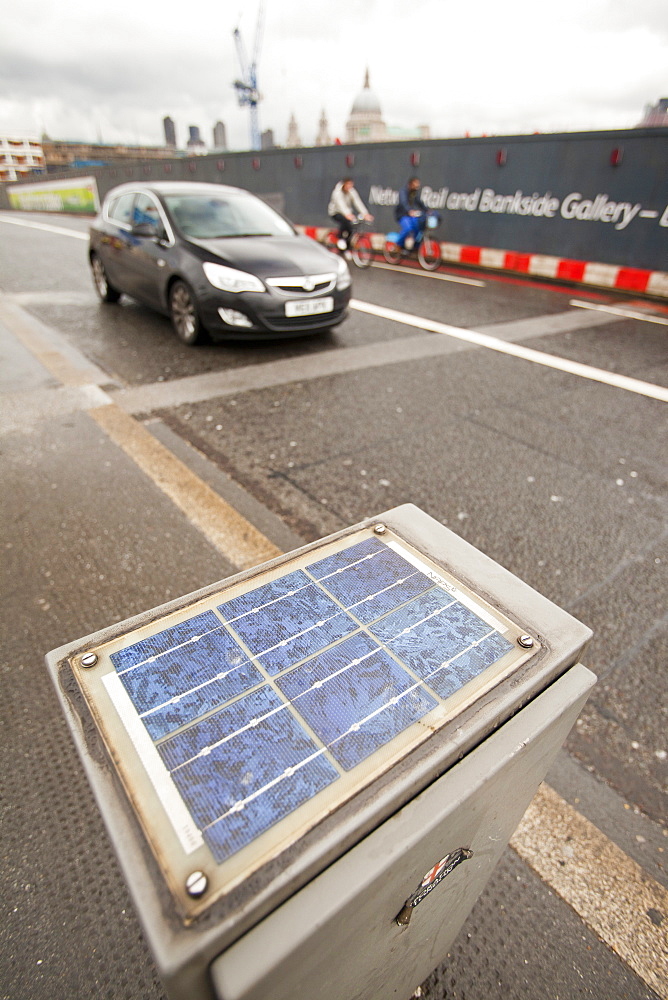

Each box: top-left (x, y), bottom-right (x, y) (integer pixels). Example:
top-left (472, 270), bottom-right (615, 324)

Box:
top-left (110, 611), bottom-right (260, 739)
top-left (139, 662), bottom-right (263, 742)
top-left (311, 541), bottom-right (434, 624)
top-left (277, 633), bottom-right (438, 771)
top-left (369, 589), bottom-right (514, 696)
top-left (421, 633), bottom-right (515, 700)
top-left (159, 686), bottom-right (339, 863)
top-left (218, 570), bottom-right (358, 675)
top-left (111, 611), bottom-right (223, 675)
top-left (308, 537), bottom-right (385, 580)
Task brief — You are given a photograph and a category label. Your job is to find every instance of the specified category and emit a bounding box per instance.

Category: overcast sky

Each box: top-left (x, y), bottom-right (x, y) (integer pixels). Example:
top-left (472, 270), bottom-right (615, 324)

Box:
top-left (1, 0), bottom-right (667, 150)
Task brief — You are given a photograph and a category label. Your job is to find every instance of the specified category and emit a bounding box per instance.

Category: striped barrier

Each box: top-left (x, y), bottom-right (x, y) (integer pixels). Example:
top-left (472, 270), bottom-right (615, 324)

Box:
top-left (298, 226), bottom-right (668, 299)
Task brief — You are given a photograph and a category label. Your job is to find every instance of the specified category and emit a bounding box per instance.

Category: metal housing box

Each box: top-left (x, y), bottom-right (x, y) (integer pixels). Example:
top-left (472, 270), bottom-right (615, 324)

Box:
top-left (46, 504), bottom-right (594, 1000)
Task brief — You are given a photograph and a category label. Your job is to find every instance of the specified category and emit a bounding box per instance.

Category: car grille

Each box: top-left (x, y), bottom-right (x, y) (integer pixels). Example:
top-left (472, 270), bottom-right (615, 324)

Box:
top-left (264, 306), bottom-right (347, 330)
top-left (265, 273), bottom-right (336, 295)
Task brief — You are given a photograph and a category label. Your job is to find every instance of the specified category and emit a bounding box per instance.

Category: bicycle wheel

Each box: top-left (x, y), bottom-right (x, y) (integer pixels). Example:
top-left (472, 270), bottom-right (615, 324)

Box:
top-left (351, 233), bottom-right (372, 268)
top-left (418, 234), bottom-right (441, 271)
top-left (383, 239), bottom-right (402, 264)
top-left (323, 230), bottom-right (339, 253)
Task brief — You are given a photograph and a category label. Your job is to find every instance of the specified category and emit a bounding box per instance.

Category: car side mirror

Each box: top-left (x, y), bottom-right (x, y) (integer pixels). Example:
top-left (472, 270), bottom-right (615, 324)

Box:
top-left (132, 220), bottom-right (160, 238)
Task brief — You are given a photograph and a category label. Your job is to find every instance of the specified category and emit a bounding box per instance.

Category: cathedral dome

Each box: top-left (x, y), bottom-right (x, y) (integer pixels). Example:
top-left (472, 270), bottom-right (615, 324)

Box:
top-left (346, 69), bottom-right (387, 143)
top-left (350, 70), bottom-right (382, 116)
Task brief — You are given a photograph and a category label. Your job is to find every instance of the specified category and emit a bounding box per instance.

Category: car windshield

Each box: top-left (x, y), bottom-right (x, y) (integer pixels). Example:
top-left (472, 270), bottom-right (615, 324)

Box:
top-left (163, 192), bottom-right (294, 239)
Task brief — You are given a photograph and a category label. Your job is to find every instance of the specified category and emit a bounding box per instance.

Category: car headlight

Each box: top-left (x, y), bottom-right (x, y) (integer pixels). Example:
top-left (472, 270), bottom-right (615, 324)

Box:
top-left (202, 262), bottom-right (265, 294)
top-left (336, 256), bottom-right (352, 290)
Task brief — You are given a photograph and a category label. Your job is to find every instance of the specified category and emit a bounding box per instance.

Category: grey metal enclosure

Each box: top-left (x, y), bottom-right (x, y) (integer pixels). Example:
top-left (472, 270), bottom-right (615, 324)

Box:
top-left (46, 504), bottom-right (594, 1000)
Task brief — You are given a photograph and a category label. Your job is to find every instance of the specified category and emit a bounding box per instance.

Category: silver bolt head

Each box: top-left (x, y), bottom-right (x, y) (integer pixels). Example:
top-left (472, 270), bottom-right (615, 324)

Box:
top-left (518, 634), bottom-right (534, 648)
top-left (81, 653), bottom-right (98, 668)
top-left (186, 871), bottom-right (208, 898)
top-left (373, 524), bottom-right (387, 535)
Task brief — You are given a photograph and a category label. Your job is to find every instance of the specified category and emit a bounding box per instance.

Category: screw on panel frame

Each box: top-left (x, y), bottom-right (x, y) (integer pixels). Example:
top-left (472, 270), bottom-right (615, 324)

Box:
top-left (518, 635), bottom-right (534, 648)
top-left (81, 653), bottom-right (98, 668)
top-left (186, 871), bottom-right (208, 898)
top-left (374, 524), bottom-right (387, 535)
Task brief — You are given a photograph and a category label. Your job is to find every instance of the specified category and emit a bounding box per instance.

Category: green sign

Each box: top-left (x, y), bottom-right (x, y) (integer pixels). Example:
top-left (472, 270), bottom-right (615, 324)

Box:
top-left (8, 176), bottom-right (99, 214)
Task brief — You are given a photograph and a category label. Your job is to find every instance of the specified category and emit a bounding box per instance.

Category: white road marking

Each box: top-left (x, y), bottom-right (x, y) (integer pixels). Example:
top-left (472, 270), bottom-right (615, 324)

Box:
top-left (370, 260), bottom-right (486, 286)
top-left (570, 298), bottom-right (668, 327)
top-left (512, 783), bottom-right (668, 999)
top-left (0, 214), bottom-right (89, 240)
top-left (351, 299), bottom-right (668, 402)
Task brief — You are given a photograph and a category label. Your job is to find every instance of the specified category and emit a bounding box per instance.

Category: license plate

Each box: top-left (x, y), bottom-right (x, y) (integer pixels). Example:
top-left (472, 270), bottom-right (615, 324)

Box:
top-left (285, 297), bottom-right (334, 318)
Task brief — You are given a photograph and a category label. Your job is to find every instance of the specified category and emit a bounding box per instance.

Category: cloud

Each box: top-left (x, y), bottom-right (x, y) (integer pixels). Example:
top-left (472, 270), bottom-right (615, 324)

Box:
top-left (1, 0), bottom-right (666, 147)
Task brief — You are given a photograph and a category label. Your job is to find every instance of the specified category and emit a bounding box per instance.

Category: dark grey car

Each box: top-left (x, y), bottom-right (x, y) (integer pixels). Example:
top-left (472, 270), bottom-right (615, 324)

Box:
top-left (89, 181), bottom-right (352, 344)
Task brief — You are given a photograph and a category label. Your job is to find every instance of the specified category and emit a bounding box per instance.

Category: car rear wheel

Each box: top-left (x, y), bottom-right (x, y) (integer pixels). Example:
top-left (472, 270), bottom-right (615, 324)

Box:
top-left (91, 253), bottom-right (121, 303)
top-left (169, 280), bottom-right (205, 345)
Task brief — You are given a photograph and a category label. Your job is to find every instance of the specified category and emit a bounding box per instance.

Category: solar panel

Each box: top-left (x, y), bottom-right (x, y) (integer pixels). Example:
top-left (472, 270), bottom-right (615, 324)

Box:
top-left (70, 525), bottom-right (535, 912)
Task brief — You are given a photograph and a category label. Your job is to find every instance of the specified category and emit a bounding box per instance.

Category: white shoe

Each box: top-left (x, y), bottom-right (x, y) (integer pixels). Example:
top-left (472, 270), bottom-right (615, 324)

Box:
top-left (337, 239), bottom-right (347, 250)
top-left (344, 250), bottom-right (352, 261)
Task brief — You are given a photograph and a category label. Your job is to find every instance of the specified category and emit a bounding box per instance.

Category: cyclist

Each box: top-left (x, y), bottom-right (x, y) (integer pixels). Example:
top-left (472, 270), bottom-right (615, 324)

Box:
top-left (328, 177), bottom-right (373, 253)
top-left (395, 176), bottom-right (428, 249)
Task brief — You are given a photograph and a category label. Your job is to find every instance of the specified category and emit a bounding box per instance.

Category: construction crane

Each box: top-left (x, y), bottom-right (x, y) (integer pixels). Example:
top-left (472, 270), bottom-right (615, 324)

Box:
top-left (233, 4), bottom-right (264, 151)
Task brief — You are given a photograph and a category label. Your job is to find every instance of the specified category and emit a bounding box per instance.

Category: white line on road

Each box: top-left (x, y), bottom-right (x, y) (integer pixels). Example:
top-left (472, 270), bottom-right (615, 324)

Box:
top-left (351, 299), bottom-right (668, 402)
top-left (512, 783), bottom-right (668, 999)
top-left (0, 214), bottom-right (89, 240)
top-left (570, 298), bottom-right (668, 327)
top-left (370, 260), bottom-right (486, 286)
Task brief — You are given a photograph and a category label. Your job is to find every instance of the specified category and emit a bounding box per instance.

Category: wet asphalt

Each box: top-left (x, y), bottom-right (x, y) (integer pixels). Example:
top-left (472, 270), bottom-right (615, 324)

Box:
top-left (0, 212), bottom-right (666, 1000)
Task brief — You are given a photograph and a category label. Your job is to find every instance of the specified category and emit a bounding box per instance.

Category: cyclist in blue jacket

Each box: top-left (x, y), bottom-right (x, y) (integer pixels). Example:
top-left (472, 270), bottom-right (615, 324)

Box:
top-left (395, 176), bottom-right (427, 249)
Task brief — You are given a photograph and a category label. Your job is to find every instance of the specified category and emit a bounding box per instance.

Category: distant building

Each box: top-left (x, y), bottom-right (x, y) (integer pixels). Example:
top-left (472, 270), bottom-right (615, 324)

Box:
top-left (638, 98), bottom-right (668, 127)
top-left (0, 133), bottom-right (45, 182)
top-left (345, 70), bottom-right (387, 143)
top-left (41, 139), bottom-right (173, 172)
top-left (186, 126), bottom-right (206, 154)
top-left (315, 110), bottom-right (331, 147)
top-left (261, 129), bottom-right (275, 150)
top-left (212, 121), bottom-right (227, 150)
top-left (387, 124), bottom-right (431, 141)
top-left (163, 115), bottom-right (177, 149)
top-left (285, 114), bottom-right (302, 148)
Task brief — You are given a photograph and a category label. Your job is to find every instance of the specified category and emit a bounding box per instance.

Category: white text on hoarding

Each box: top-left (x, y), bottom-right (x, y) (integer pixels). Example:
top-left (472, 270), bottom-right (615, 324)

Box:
top-left (369, 185), bottom-right (659, 231)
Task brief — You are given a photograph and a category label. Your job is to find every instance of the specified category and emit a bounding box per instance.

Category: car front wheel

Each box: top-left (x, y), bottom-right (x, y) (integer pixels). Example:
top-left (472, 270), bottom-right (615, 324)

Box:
top-left (169, 280), bottom-right (205, 345)
top-left (91, 253), bottom-right (121, 303)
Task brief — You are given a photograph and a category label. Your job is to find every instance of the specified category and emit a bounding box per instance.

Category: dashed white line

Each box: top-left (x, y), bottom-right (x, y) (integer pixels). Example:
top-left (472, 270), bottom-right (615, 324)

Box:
top-left (371, 260), bottom-right (485, 286)
top-left (570, 298), bottom-right (668, 327)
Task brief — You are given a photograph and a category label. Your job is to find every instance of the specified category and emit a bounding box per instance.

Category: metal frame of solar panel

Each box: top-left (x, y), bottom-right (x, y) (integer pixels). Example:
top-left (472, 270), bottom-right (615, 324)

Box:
top-left (46, 504), bottom-right (592, 998)
top-left (101, 530), bottom-right (521, 881)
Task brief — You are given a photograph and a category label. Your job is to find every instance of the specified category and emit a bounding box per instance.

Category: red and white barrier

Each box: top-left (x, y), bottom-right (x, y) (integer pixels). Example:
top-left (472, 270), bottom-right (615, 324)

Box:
top-left (298, 226), bottom-right (668, 299)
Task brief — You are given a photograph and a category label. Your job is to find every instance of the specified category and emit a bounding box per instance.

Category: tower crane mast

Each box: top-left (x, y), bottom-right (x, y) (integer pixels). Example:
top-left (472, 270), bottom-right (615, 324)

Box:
top-left (233, 4), bottom-right (264, 151)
